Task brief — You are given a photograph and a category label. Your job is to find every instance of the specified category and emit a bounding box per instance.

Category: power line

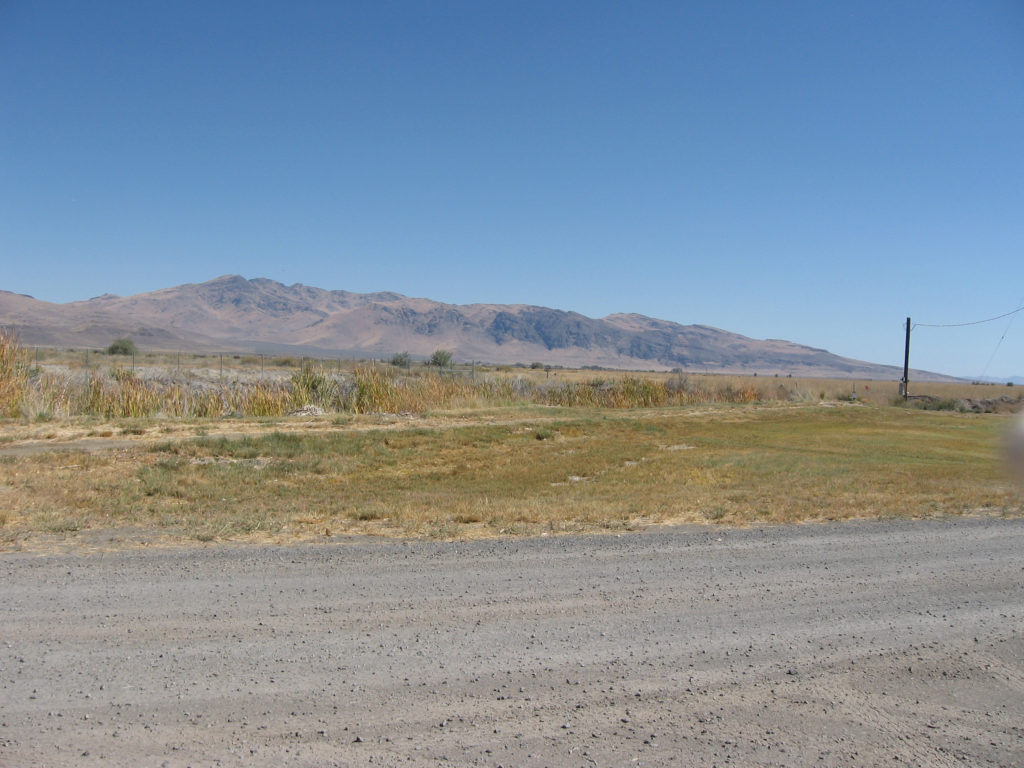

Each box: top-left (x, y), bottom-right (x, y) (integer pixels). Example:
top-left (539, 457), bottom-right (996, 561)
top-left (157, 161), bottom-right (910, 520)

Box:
top-left (978, 294), bottom-right (1024, 381)
top-left (978, 318), bottom-right (1015, 380)
top-left (913, 303), bottom-right (1024, 329)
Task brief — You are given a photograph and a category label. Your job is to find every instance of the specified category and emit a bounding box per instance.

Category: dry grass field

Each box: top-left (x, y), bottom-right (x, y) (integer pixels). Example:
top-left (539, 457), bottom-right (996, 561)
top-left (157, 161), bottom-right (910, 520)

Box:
top-left (1, 401), bottom-right (1020, 549)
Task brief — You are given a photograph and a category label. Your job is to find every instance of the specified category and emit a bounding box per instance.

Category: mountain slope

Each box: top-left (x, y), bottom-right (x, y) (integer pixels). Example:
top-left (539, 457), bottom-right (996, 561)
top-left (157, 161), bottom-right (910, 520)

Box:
top-left (0, 275), bottom-right (940, 379)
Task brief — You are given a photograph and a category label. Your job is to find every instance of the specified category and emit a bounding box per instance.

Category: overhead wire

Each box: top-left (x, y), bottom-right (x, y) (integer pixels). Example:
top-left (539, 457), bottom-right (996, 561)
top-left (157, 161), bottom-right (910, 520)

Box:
top-left (912, 303), bottom-right (1024, 329)
top-left (979, 296), bottom-right (1024, 380)
top-left (911, 299), bottom-right (1024, 381)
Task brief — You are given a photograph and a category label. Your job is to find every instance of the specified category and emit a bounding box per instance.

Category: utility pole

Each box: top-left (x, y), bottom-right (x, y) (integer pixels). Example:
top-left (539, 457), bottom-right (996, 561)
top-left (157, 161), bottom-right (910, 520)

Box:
top-left (900, 317), bottom-right (911, 399)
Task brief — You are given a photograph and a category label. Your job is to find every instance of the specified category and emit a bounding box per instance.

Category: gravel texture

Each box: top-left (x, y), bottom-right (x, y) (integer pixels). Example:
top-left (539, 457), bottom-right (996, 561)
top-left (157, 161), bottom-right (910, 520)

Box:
top-left (2, 517), bottom-right (1022, 767)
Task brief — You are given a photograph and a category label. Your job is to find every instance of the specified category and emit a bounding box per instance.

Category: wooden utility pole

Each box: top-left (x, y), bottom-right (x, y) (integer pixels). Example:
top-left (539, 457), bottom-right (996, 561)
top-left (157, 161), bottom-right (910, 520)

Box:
top-left (900, 317), bottom-right (911, 399)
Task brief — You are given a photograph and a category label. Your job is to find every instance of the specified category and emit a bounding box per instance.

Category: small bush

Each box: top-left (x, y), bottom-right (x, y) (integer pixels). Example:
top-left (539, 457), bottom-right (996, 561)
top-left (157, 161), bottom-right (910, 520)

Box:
top-left (107, 338), bottom-right (138, 355)
top-left (429, 349), bottom-right (453, 368)
top-left (915, 397), bottom-right (962, 412)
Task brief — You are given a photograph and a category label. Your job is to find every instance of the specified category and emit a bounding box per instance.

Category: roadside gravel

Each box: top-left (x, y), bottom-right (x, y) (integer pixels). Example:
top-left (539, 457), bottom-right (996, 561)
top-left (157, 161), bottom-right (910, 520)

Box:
top-left (2, 517), bottom-right (1022, 767)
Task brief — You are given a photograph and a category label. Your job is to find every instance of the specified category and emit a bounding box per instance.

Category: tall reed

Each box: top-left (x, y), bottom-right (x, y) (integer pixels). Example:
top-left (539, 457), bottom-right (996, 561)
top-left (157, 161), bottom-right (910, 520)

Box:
top-left (83, 371), bottom-right (163, 418)
top-left (351, 366), bottom-right (481, 413)
top-left (291, 367), bottom-right (341, 410)
top-left (1, 358), bottom-right (793, 422)
top-left (0, 328), bottom-right (30, 417)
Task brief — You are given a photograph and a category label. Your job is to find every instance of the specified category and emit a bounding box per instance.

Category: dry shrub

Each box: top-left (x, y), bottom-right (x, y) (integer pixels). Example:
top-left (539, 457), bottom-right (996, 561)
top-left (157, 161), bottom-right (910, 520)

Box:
top-left (712, 383), bottom-right (762, 404)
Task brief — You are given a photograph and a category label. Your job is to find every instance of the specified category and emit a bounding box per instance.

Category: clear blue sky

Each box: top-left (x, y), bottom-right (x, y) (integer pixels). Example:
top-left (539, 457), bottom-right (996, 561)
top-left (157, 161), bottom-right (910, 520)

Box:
top-left (2, 1), bottom-right (1022, 378)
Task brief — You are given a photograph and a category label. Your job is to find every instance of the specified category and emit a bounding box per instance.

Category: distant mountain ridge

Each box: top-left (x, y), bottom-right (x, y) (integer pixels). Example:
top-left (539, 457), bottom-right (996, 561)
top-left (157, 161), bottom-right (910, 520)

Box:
top-left (0, 275), bottom-right (952, 380)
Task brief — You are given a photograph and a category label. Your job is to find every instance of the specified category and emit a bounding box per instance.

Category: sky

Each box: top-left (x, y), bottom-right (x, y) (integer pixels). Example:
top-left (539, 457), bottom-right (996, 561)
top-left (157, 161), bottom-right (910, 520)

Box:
top-left (2, 1), bottom-right (1023, 379)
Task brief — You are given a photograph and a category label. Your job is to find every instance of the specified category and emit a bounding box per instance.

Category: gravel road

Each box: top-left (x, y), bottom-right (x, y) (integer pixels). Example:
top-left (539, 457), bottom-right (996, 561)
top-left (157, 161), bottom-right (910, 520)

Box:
top-left (3, 517), bottom-right (1022, 767)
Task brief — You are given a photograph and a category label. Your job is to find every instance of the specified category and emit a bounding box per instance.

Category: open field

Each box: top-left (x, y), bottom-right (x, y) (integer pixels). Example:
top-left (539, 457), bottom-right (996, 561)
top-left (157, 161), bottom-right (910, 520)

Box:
top-left (2, 330), bottom-right (1021, 549)
top-left (1, 401), bottom-right (1020, 550)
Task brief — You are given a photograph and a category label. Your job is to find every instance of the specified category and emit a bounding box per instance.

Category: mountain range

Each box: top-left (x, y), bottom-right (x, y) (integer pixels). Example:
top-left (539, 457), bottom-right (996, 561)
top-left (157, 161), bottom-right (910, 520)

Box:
top-left (0, 275), bottom-right (949, 380)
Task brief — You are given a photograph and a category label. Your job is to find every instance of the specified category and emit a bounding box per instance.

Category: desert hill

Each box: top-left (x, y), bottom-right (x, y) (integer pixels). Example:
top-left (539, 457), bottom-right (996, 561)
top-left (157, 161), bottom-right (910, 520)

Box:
top-left (0, 275), bottom-right (945, 379)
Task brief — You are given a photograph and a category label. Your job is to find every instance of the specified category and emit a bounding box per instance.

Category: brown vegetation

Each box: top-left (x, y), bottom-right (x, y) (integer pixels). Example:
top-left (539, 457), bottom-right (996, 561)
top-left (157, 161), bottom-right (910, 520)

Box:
top-left (1, 333), bottom-right (1020, 550)
top-left (5, 337), bottom-right (1019, 420)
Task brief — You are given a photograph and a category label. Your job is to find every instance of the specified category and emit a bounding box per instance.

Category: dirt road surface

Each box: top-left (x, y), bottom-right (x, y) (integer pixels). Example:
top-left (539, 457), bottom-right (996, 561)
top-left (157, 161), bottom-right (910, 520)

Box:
top-left (3, 517), bottom-right (1022, 767)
